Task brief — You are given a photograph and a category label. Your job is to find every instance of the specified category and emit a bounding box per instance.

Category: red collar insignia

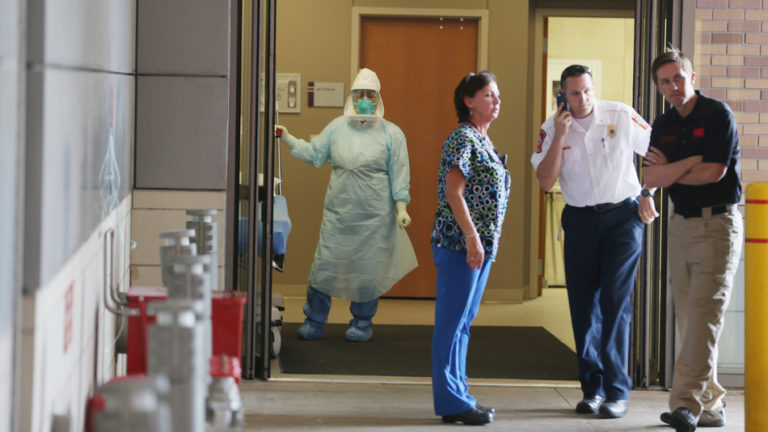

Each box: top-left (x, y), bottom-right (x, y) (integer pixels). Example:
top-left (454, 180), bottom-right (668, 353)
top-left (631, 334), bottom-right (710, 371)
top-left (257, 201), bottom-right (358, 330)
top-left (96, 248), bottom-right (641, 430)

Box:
top-left (537, 129), bottom-right (546, 153)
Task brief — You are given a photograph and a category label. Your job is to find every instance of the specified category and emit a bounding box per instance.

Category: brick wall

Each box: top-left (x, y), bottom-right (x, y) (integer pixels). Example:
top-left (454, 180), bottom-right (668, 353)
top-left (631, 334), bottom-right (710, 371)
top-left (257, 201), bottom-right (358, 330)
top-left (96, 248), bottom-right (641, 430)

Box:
top-left (694, 0), bottom-right (768, 184)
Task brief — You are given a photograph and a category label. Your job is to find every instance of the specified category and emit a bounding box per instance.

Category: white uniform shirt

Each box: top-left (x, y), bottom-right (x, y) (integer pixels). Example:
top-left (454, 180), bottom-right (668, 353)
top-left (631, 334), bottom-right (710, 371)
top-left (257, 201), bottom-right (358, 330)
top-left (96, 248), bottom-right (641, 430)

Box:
top-left (531, 100), bottom-right (651, 207)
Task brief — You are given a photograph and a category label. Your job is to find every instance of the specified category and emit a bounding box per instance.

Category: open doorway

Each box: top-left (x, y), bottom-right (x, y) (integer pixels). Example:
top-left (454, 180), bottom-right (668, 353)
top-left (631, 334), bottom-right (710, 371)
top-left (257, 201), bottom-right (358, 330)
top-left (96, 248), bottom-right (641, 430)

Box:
top-left (540, 15), bottom-right (635, 291)
top-left (270, 4), bottom-right (638, 383)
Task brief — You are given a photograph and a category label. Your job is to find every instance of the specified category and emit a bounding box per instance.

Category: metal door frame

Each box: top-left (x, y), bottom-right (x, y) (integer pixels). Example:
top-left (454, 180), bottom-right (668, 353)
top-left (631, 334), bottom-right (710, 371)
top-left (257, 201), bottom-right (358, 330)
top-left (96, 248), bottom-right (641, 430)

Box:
top-left (225, 0), bottom-right (278, 381)
top-left (631, 0), bottom-right (691, 389)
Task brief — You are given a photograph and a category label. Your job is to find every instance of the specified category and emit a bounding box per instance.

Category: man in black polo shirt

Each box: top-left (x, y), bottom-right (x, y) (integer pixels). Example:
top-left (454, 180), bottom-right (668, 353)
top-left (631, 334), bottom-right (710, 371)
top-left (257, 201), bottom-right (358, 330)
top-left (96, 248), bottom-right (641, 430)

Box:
top-left (643, 47), bottom-right (742, 432)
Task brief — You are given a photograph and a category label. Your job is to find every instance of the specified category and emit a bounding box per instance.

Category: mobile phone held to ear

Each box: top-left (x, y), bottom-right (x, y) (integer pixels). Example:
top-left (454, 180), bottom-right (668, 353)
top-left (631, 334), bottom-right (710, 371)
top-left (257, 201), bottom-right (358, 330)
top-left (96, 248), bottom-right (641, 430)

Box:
top-left (556, 91), bottom-right (569, 111)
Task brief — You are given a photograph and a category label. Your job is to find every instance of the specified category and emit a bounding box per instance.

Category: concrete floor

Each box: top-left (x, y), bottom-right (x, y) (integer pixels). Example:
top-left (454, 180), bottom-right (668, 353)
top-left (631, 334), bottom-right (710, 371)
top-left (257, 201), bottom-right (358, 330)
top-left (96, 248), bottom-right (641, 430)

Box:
top-left (241, 378), bottom-right (745, 431)
top-left (247, 292), bottom-right (745, 431)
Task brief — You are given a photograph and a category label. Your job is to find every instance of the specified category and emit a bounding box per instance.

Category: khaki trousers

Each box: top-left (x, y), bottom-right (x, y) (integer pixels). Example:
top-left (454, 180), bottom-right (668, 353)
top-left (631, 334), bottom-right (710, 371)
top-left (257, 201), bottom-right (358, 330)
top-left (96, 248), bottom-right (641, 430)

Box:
top-left (668, 206), bottom-right (742, 417)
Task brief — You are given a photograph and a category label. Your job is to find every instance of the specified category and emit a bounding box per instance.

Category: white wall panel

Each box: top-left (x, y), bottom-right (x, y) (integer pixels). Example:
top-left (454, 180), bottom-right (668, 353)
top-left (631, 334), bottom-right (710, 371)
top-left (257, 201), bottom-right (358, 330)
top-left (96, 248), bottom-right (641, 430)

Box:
top-left (0, 0), bottom-right (24, 429)
top-left (26, 71), bottom-right (134, 288)
top-left (22, 0), bottom-right (137, 430)
top-left (29, 0), bottom-right (135, 72)
top-left (0, 330), bottom-right (12, 432)
top-left (21, 198), bottom-right (131, 432)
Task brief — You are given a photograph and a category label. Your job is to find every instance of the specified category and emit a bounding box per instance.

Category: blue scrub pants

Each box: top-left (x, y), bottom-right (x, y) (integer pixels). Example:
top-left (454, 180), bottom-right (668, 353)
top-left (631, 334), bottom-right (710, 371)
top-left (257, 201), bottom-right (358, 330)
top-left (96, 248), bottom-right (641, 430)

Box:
top-left (561, 199), bottom-right (643, 401)
top-left (303, 286), bottom-right (379, 329)
top-left (431, 246), bottom-right (492, 416)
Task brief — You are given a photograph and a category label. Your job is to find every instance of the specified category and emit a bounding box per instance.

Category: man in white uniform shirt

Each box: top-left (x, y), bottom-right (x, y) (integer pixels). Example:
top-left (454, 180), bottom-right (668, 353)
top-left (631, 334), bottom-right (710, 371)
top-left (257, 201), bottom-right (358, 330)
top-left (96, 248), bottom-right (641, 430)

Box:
top-left (531, 65), bottom-right (658, 419)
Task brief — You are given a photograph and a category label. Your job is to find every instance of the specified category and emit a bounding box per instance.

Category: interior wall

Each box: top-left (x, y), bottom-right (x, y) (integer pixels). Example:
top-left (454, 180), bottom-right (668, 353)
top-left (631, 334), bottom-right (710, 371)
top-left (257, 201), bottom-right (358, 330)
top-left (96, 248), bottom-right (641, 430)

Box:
top-left (24, 1), bottom-right (135, 291)
top-left (21, 0), bottom-right (136, 429)
top-left (21, 198), bottom-right (132, 432)
top-left (1, 0), bottom-right (25, 429)
top-left (273, 0), bottom-right (533, 302)
top-left (130, 190), bottom-right (227, 288)
top-left (271, 0), bottom-right (350, 299)
top-left (547, 17), bottom-right (634, 106)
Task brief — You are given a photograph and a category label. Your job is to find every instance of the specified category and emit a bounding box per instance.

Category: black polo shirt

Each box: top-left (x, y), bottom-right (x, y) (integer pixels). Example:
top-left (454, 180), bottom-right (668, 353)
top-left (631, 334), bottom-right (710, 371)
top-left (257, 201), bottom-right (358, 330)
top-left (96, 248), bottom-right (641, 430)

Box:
top-left (649, 91), bottom-right (741, 210)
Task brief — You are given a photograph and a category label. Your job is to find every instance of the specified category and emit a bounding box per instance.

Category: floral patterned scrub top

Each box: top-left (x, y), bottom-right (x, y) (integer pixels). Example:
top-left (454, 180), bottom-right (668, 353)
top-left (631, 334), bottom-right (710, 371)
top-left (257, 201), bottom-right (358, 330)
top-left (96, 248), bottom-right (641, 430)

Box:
top-left (431, 124), bottom-right (510, 261)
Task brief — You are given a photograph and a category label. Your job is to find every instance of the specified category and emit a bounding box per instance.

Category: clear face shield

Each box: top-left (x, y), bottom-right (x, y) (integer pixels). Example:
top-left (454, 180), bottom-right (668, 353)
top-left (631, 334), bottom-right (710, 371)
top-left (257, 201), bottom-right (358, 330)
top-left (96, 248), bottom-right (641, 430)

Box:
top-left (351, 89), bottom-right (379, 115)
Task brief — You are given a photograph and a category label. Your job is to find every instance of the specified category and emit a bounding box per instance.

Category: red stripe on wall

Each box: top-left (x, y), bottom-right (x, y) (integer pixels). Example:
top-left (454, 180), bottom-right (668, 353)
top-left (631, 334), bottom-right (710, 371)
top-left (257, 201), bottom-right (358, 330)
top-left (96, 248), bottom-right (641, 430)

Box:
top-left (745, 199), bottom-right (768, 204)
top-left (746, 238), bottom-right (768, 243)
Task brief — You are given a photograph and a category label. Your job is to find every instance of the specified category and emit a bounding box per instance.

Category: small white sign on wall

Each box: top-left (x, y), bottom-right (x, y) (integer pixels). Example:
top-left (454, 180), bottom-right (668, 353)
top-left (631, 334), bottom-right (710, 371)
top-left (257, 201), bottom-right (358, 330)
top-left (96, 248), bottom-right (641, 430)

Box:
top-left (276, 73), bottom-right (301, 113)
top-left (260, 73), bottom-right (301, 113)
top-left (307, 82), bottom-right (345, 108)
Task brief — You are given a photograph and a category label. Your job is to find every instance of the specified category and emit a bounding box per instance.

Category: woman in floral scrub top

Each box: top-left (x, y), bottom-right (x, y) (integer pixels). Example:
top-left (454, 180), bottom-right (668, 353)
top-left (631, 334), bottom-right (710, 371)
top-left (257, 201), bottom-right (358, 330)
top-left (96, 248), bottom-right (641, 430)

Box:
top-left (430, 72), bottom-right (510, 426)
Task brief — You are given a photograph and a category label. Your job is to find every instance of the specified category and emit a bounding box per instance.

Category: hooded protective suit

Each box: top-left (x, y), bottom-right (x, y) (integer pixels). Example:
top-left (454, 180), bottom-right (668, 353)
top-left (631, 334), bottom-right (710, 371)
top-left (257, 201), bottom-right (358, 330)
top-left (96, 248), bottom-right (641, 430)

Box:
top-left (282, 68), bottom-right (417, 302)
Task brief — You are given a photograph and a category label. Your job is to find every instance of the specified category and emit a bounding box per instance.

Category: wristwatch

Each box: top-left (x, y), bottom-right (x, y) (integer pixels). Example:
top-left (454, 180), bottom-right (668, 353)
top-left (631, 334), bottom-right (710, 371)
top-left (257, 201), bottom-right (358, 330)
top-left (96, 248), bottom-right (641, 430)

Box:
top-left (641, 188), bottom-right (654, 198)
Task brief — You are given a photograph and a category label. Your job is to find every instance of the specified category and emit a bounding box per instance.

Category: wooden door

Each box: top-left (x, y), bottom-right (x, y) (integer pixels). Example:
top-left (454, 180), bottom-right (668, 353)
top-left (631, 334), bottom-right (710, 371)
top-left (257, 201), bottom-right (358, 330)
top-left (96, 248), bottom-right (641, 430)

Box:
top-left (360, 17), bottom-right (478, 298)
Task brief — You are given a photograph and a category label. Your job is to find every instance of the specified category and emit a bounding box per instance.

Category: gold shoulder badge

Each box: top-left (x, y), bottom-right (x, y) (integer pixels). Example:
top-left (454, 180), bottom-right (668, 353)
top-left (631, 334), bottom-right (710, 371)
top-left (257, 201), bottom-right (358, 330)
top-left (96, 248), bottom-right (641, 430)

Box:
top-left (607, 124), bottom-right (617, 138)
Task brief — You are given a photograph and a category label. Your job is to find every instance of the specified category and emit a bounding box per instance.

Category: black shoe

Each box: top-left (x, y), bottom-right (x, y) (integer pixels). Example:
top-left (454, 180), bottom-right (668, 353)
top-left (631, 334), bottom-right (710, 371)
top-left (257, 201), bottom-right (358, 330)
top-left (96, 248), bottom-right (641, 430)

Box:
top-left (441, 407), bottom-right (492, 425)
top-left (575, 395), bottom-right (604, 414)
top-left (475, 403), bottom-right (495, 417)
top-left (661, 411), bottom-right (671, 424)
top-left (599, 399), bottom-right (628, 418)
top-left (698, 408), bottom-right (725, 427)
top-left (660, 407), bottom-right (697, 432)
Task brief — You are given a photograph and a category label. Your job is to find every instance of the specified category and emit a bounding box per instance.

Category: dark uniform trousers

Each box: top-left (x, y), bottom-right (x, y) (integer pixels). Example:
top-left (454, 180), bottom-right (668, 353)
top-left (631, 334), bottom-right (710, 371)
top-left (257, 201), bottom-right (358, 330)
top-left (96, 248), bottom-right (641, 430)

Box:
top-left (562, 198), bottom-right (643, 400)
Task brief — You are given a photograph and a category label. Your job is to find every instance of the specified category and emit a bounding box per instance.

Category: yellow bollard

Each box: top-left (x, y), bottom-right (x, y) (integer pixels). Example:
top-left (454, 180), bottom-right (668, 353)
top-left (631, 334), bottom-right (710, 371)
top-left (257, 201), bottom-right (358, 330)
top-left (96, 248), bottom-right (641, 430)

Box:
top-left (746, 182), bottom-right (768, 431)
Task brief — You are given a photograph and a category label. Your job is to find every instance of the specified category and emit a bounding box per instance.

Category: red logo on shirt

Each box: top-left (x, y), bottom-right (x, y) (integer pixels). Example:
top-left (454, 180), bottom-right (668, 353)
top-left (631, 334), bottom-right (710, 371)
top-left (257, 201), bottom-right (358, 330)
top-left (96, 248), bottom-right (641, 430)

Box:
top-left (537, 129), bottom-right (546, 153)
top-left (660, 136), bottom-right (676, 143)
top-left (693, 128), bottom-right (705, 138)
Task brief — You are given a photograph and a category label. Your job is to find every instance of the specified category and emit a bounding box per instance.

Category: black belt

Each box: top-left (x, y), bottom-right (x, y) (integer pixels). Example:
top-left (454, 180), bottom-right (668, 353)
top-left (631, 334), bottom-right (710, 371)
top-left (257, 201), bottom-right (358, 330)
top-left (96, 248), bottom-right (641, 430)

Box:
top-left (586, 197), bottom-right (633, 213)
top-left (674, 204), bottom-right (733, 218)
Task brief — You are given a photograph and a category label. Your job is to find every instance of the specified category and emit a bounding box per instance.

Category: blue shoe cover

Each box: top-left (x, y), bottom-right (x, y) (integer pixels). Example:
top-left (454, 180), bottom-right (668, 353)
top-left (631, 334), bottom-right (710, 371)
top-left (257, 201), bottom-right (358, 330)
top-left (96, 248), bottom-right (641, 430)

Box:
top-left (297, 322), bottom-right (323, 340)
top-left (345, 326), bottom-right (373, 342)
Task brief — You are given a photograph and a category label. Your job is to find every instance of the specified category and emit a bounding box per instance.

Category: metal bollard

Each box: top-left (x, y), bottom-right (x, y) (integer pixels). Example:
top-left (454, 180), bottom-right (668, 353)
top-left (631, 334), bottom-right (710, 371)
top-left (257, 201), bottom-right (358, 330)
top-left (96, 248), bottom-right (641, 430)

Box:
top-left (186, 209), bottom-right (218, 255)
top-left (89, 374), bottom-right (172, 432)
top-left (206, 355), bottom-right (244, 431)
top-left (159, 229), bottom-right (197, 289)
top-left (162, 253), bottom-right (214, 377)
top-left (148, 300), bottom-right (207, 432)
top-left (746, 182), bottom-right (768, 432)
top-left (187, 209), bottom-right (219, 291)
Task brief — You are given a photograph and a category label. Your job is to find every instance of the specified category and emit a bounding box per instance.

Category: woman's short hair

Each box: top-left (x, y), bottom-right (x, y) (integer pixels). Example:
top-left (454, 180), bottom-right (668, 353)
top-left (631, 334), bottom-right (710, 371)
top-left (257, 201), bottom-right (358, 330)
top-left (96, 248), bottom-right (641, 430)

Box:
top-left (454, 71), bottom-right (496, 123)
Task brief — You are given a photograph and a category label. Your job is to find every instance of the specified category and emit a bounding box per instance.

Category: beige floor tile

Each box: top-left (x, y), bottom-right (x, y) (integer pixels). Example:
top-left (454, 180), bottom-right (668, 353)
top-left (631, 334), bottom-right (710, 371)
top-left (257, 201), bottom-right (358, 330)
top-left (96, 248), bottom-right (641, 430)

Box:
top-left (240, 379), bottom-right (745, 431)
top-left (253, 289), bottom-right (745, 431)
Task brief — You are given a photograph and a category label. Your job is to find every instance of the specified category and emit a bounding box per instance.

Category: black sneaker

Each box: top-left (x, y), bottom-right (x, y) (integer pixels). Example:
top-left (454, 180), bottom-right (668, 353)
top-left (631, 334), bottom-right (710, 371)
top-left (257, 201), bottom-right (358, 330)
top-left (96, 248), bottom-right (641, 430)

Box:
top-left (441, 407), bottom-right (492, 425)
top-left (660, 407), bottom-right (697, 432)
